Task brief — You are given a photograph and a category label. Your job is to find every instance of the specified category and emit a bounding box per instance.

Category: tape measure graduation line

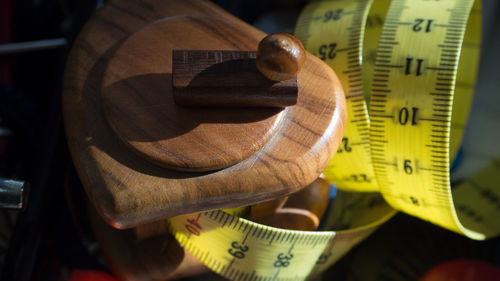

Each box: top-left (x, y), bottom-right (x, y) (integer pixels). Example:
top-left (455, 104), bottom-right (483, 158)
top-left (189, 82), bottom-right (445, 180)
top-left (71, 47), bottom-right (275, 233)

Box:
top-left (296, 0), bottom-right (378, 192)
top-left (165, 0), bottom-right (500, 280)
top-left (367, 0), bottom-right (491, 239)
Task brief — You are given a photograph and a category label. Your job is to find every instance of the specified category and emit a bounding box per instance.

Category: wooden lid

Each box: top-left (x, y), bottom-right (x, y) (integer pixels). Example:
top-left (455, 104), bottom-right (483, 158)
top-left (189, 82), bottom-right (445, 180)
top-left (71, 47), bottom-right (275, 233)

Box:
top-left (62, 0), bottom-right (346, 229)
top-left (101, 18), bottom-right (285, 172)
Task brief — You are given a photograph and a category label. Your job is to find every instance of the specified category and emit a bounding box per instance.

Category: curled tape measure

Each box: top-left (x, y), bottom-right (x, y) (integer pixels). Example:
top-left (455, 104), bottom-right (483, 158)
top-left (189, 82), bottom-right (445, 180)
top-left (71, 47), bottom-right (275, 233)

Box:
top-left (295, 0), bottom-right (500, 239)
top-left (168, 0), bottom-right (500, 280)
top-left (169, 190), bottom-right (396, 280)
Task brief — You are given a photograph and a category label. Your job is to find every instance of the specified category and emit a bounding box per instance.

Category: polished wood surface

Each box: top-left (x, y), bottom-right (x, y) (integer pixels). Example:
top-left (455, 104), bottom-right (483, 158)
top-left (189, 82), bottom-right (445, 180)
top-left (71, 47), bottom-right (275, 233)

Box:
top-left (252, 178), bottom-right (331, 231)
top-left (102, 20), bottom-right (285, 171)
top-left (133, 178), bottom-right (330, 240)
top-left (63, 0), bottom-right (346, 229)
top-left (172, 50), bottom-right (297, 108)
top-left (256, 33), bottom-right (306, 81)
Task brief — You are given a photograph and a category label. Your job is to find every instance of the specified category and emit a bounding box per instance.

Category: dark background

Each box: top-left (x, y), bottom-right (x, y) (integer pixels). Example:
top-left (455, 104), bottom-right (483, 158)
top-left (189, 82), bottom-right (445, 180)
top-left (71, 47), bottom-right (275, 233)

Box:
top-left (0, 0), bottom-right (498, 280)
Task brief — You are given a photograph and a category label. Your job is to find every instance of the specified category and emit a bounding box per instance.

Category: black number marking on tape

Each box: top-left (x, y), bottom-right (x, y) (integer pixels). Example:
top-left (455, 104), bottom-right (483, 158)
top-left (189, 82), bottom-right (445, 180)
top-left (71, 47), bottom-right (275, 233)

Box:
top-left (345, 174), bottom-right (371, 183)
top-left (413, 18), bottom-right (433, 32)
top-left (316, 252), bottom-right (332, 265)
top-left (228, 241), bottom-right (249, 259)
top-left (457, 204), bottom-right (483, 222)
top-left (398, 107), bottom-right (419, 125)
top-left (274, 253), bottom-right (294, 267)
top-left (410, 196), bottom-right (420, 206)
top-left (367, 15), bottom-right (384, 28)
top-left (324, 9), bottom-right (343, 22)
top-left (319, 43), bottom-right (337, 60)
top-left (404, 160), bottom-right (414, 175)
top-left (471, 181), bottom-right (500, 210)
top-left (337, 137), bottom-right (352, 153)
top-left (405, 57), bottom-right (424, 76)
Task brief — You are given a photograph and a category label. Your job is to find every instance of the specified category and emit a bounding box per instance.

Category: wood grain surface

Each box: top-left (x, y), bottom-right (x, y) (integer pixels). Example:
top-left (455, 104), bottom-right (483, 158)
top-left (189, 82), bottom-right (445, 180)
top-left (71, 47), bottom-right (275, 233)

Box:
top-left (63, 0), bottom-right (346, 229)
top-left (132, 177), bottom-right (330, 240)
top-left (101, 21), bottom-right (286, 171)
top-left (256, 32), bottom-right (306, 81)
top-left (172, 50), bottom-right (298, 108)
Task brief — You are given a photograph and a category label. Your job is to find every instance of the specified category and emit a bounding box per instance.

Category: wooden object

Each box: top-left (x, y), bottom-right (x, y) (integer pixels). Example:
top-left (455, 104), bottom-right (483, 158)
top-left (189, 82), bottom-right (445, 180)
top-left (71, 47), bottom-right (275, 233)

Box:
top-left (133, 219), bottom-right (169, 241)
top-left (63, 0), bottom-right (346, 229)
top-left (133, 178), bottom-right (331, 240)
top-left (172, 50), bottom-right (298, 107)
top-left (102, 28), bottom-right (285, 172)
top-left (251, 178), bottom-right (331, 231)
top-left (256, 33), bottom-right (306, 81)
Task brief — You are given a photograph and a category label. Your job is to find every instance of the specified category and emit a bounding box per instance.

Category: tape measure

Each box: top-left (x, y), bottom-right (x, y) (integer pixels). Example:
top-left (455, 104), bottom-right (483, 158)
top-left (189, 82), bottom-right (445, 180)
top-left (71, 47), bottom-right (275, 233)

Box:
top-left (169, 190), bottom-right (396, 280)
top-left (167, 0), bottom-right (500, 280)
top-left (295, 0), bottom-right (500, 240)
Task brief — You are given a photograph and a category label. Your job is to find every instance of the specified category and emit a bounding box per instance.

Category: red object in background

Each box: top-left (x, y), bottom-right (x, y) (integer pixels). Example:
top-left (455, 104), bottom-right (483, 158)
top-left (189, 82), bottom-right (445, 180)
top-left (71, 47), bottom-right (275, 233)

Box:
top-left (69, 269), bottom-right (121, 281)
top-left (419, 259), bottom-right (500, 281)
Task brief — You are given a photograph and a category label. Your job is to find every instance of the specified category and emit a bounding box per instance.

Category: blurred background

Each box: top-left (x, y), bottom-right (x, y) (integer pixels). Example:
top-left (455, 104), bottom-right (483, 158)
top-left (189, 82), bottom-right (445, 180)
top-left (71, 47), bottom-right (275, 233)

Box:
top-left (0, 0), bottom-right (499, 280)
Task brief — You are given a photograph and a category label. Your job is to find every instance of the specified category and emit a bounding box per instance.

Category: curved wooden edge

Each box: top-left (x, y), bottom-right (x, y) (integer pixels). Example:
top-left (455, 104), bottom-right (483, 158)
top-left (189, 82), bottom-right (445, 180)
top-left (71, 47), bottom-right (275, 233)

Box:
top-left (63, 0), bottom-right (265, 228)
top-left (100, 19), bottom-right (286, 172)
top-left (133, 178), bottom-right (332, 240)
top-left (62, 0), bottom-right (346, 229)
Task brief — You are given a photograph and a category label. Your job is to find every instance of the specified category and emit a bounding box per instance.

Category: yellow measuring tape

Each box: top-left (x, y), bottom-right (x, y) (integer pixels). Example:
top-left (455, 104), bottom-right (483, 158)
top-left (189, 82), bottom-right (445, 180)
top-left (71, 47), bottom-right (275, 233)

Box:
top-left (167, 0), bottom-right (500, 280)
top-left (169, 191), bottom-right (395, 280)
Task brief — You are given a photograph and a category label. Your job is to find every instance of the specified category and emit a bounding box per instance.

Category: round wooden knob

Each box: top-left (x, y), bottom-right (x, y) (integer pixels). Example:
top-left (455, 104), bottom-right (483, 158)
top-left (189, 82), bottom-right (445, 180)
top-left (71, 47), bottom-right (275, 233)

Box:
top-left (256, 33), bottom-right (306, 81)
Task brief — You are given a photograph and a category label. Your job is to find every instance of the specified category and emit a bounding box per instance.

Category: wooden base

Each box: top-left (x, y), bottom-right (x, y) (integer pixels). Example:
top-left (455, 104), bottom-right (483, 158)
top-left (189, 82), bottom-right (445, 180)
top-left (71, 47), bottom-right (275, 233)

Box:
top-left (101, 18), bottom-right (285, 172)
top-left (63, 0), bottom-right (346, 229)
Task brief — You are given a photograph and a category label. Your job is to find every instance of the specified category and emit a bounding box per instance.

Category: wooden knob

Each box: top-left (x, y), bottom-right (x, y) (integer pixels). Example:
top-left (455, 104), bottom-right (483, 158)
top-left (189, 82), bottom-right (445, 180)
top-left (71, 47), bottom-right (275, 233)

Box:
top-left (256, 33), bottom-right (306, 81)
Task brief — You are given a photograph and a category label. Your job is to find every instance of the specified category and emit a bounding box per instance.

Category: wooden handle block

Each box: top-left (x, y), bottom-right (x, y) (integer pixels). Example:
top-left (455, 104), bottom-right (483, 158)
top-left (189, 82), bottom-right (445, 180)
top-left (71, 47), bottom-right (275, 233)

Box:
top-left (172, 50), bottom-right (297, 107)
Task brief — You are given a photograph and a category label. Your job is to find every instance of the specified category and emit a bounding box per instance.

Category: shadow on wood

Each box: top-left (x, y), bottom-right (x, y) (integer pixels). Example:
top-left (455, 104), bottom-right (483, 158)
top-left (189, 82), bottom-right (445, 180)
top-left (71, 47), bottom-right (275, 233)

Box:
top-left (102, 72), bottom-right (284, 171)
top-left (63, 1), bottom-right (346, 229)
top-left (172, 51), bottom-right (297, 107)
